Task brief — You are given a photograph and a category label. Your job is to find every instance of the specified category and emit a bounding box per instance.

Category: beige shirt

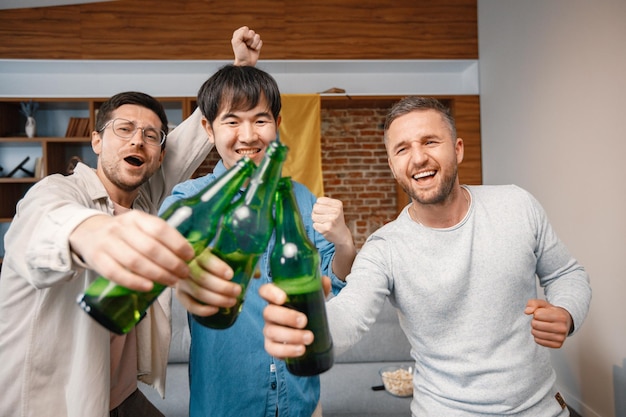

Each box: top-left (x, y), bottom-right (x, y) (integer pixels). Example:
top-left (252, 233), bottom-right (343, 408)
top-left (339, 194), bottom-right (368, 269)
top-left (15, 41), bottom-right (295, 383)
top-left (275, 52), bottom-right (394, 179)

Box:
top-left (108, 202), bottom-right (136, 410)
top-left (0, 109), bottom-right (210, 417)
top-left (110, 330), bottom-right (138, 409)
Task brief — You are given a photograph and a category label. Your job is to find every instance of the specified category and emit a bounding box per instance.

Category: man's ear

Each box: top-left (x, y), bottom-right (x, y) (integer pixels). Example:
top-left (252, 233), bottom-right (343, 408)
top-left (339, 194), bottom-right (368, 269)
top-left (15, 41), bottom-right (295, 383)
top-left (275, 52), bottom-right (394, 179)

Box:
top-left (201, 117), bottom-right (215, 145)
top-left (91, 130), bottom-right (102, 155)
top-left (455, 137), bottom-right (464, 165)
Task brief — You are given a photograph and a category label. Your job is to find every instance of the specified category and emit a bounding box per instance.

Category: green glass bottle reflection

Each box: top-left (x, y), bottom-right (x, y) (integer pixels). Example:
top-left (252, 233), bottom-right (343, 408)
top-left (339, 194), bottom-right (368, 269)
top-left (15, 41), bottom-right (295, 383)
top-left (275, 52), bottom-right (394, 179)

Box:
top-left (77, 157), bottom-right (256, 335)
top-left (194, 140), bottom-right (289, 329)
top-left (269, 177), bottom-right (334, 376)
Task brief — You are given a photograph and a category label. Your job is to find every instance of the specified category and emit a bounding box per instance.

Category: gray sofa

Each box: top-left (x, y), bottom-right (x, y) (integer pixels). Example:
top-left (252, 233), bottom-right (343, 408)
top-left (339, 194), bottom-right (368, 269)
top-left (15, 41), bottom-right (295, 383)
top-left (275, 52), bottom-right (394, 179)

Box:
top-left (140, 292), bottom-right (413, 417)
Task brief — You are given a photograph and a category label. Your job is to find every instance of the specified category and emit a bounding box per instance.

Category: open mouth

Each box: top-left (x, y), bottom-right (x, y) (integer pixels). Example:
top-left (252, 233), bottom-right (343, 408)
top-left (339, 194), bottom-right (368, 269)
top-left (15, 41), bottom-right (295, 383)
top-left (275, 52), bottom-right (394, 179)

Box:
top-left (124, 156), bottom-right (144, 167)
top-left (236, 148), bottom-right (261, 156)
top-left (413, 170), bottom-right (436, 181)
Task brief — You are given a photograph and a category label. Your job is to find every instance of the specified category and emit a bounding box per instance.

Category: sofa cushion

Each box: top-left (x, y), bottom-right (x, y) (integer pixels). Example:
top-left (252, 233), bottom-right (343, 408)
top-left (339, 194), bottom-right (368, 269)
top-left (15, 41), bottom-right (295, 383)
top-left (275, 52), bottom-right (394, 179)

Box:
top-left (139, 363), bottom-right (189, 417)
top-left (320, 361), bottom-right (412, 417)
top-left (168, 293), bottom-right (191, 363)
top-left (320, 298), bottom-right (413, 416)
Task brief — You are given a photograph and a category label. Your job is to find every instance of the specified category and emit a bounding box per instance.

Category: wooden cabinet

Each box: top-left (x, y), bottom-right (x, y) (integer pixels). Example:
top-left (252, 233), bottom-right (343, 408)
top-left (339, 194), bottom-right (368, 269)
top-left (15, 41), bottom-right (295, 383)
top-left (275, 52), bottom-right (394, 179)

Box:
top-left (0, 97), bottom-right (193, 265)
top-left (0, 137), bottom-right (92, 219)
top-left (0, 98), bottom-right (94, 221)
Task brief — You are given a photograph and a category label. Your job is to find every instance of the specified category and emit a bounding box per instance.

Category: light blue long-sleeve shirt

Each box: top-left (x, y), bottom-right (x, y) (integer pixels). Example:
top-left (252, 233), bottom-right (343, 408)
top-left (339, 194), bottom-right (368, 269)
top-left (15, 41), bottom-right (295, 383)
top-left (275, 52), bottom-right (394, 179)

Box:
top-left (160, 160), bottom-right (345, 417)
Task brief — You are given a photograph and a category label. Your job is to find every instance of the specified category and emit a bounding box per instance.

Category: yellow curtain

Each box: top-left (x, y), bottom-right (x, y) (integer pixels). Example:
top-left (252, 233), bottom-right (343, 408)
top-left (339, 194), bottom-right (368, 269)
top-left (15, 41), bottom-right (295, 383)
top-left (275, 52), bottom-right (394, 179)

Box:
top-left (278, 94), bottom-right (324, 197)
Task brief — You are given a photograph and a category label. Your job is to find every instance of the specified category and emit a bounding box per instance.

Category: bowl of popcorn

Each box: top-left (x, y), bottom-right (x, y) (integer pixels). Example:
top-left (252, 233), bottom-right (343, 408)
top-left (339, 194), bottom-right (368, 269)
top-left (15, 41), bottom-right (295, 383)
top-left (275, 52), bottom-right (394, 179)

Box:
top-left (379, 365), bottom-right (413, 397)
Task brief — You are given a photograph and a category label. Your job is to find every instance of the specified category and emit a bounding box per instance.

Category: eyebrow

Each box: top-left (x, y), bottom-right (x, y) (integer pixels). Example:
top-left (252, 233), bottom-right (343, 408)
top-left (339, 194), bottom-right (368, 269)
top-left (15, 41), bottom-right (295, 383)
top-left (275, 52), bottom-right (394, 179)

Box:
top-left (220, 110), bottom-right (273, 121)
top-left (390, 139), bottom-right (408, 153)
top-left (115, 118), bottom-right (160, 130)
top-left (391, 134), bottom-right (442, 151)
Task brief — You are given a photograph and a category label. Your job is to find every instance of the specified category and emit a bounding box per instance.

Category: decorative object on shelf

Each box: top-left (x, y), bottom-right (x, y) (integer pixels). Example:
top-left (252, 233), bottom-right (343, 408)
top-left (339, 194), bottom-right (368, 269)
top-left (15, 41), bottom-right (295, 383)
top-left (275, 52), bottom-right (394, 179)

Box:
top-left (20, 100), bottom-right (39, 138)
top-left (6, 156), bottom-right (34, 178)
top-left (25, 117), bottom-right (36, 138)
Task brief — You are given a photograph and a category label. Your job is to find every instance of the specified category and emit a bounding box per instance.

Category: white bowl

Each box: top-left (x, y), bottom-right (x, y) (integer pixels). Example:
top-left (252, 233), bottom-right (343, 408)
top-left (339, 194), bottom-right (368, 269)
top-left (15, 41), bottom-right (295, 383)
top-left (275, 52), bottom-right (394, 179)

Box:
top-left (379, 365), bottom-right (413, 397)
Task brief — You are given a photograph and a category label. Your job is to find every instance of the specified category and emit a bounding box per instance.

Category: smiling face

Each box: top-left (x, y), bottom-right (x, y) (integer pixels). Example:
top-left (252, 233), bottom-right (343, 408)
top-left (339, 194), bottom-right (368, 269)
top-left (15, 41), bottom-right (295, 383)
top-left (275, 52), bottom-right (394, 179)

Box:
top-left (386, 109), bottom-right (464, 207)
top-left (203, 94), bottom-right (280, 168)
top-left (92, 104), bottom-right (165, 206)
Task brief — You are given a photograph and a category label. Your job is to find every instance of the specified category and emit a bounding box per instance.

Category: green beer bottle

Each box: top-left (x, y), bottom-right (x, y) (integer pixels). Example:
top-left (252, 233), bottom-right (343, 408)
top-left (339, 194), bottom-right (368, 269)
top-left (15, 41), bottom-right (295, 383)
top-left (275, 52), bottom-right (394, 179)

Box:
top-left (269, 177), bottom-right (334, 376)
top-left (194, 140), bottom-right (288, 329)
top-left (77, 157), bottom-right (256, 335)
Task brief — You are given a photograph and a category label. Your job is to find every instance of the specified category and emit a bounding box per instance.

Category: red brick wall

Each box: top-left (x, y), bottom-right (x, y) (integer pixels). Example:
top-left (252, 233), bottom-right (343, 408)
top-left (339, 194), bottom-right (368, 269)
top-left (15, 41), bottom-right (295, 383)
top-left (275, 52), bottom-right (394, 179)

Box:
top-left (193, 105), bottom-right (399, 249)
top-left (320, 107), bottom-right (398, 249)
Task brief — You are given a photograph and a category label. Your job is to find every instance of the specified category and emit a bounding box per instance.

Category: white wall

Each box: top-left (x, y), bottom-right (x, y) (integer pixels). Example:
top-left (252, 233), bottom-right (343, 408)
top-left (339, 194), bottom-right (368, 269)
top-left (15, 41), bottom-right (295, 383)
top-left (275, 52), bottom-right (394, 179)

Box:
top-left (478, 1), bottom-right (626, 416)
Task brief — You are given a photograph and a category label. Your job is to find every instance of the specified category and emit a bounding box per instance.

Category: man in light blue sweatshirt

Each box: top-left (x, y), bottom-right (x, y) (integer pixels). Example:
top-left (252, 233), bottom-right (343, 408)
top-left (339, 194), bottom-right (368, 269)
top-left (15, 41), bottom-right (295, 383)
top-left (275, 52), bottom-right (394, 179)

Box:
top-left (258, 96), bottom-right (592, 416)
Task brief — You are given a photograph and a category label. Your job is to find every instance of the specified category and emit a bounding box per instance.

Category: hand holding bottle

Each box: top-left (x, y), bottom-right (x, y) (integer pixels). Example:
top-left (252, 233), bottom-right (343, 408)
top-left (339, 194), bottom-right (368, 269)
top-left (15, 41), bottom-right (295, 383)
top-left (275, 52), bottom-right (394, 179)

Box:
top-left (175, 247), bottom-right (241, 318)
top-left (270, 177), bottom-right (334, 375)
top-left (193, 140), bottom-right (288, 329)
top-left (70, 210), bottom-right (194, 292)
top-left (258, 276), bottom-right (332, 359)
top-left (77, 158), bottom-right (255, 334)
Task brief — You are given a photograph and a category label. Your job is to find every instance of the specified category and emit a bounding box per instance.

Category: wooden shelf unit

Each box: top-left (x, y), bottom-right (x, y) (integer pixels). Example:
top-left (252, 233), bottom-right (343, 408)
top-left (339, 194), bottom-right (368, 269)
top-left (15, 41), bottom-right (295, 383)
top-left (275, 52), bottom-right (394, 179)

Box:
top-left (0, 97), bottom-right (194, 266)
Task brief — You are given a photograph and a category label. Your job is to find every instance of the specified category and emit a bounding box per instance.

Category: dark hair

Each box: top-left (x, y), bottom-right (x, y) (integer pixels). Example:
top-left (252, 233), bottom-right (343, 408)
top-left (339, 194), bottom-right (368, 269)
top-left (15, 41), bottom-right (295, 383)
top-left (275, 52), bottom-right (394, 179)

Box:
top-left (383, 96), bottom-right (456, 143)
top-left (95, 91), bottom-right (169, 150)
top-left (196, 65), bottom-right (282, 125)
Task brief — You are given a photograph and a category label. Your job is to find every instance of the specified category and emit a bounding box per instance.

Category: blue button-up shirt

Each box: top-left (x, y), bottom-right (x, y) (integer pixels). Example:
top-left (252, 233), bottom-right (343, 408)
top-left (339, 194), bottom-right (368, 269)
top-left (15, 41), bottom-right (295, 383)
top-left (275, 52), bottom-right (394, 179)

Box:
top-left (159, 160), bottom-right (345, 417)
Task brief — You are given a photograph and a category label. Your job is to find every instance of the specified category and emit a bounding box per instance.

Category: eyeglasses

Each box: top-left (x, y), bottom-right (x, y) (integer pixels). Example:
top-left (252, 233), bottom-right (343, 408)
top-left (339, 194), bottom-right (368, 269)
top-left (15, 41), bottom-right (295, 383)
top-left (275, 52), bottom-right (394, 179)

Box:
top-left (99, 118), bottom-right (166, 147)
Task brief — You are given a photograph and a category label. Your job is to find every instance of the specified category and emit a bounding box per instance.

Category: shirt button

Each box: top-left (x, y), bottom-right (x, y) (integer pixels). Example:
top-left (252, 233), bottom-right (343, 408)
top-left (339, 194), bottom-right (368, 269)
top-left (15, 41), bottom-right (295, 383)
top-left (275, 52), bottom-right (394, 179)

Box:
top-left (271, 382), bottom-right (277, 390)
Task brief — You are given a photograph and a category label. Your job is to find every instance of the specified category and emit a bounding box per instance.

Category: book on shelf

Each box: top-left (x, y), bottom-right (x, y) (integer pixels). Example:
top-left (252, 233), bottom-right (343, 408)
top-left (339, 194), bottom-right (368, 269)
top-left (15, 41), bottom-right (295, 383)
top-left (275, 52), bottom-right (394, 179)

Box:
top-left (34, 157), bottom-right (45, 178)
top-left (65, 117), bottom-right (91, 137)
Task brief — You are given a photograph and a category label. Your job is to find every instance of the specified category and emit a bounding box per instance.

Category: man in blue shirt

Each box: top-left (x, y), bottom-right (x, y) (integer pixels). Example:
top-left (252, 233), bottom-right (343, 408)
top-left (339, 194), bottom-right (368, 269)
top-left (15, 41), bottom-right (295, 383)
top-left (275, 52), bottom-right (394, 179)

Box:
top-left (160, 65), bottom-right (356, 416)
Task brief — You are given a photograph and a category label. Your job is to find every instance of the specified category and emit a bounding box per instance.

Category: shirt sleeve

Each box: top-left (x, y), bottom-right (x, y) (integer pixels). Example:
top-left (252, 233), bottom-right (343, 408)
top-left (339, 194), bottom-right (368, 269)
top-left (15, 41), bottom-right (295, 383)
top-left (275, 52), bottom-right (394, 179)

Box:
top-left (326, 234), bottom-right (391, 355)
top-left (146, 108), bottom-right (213, 208)
top-left (158, 175), bottom-right (215, 216)
top-left (525, 188), bottom-right (592, 334)
top-left (6, 176), bottom-right (103, 289)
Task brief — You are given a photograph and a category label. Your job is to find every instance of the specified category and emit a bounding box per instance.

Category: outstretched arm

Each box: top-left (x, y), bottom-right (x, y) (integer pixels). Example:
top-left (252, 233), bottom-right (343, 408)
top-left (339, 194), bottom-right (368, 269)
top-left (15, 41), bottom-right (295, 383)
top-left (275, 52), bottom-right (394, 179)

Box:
top-left (69, 211), bottom-right (195, 292)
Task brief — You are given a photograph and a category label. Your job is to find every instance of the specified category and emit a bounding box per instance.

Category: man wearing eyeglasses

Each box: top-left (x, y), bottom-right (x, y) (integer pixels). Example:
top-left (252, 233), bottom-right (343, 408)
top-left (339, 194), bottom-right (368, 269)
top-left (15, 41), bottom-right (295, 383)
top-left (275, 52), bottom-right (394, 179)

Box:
top-left (0, 26), bottom-right (261, 417)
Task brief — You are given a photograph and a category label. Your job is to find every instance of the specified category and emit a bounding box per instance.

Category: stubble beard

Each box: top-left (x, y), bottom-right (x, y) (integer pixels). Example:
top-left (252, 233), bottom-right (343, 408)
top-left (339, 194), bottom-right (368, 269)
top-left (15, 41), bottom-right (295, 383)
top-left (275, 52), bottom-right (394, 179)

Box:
top-left (402, 164), bottom-right (458, 206)
top-left (101, 160), bottom-right (153, 193)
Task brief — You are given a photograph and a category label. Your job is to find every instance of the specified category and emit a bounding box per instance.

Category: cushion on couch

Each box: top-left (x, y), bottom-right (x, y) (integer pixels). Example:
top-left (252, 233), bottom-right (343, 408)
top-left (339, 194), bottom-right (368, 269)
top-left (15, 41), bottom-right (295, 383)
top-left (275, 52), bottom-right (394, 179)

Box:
top-left (320, 297), bottom-right (413, 417)
top-left (139, 292), bottom-right (190, 417)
